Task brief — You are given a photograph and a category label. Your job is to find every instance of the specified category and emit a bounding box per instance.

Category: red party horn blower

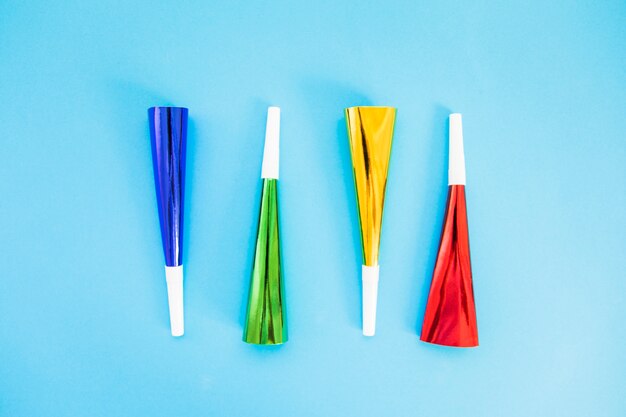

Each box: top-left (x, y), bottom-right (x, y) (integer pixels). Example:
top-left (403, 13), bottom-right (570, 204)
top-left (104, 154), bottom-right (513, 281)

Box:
top-left (420, 113), bottom-right (478, 347)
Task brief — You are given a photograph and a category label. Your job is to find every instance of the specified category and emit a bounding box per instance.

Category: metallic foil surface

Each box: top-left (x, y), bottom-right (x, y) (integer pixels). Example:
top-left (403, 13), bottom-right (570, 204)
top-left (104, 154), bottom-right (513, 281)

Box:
top-left (421, 185), bottom-right (478, 347)
top-left (345, 106), bottom-right (396, 266)
top-left (243, 179), bottom-right (287, 344)
top-left (148, 107), bottom-right (188, 267)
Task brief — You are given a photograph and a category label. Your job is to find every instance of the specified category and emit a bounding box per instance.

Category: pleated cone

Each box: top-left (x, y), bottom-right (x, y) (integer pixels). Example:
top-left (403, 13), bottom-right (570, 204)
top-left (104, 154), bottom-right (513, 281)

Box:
top-left (243, 179), bottom-right (287, 344)
top-left (148, 106), bottom-right (188, 267)
top-left (421, 185), bottom-right (478, 347)
top-left (344, 106), bottom-right (396, 266)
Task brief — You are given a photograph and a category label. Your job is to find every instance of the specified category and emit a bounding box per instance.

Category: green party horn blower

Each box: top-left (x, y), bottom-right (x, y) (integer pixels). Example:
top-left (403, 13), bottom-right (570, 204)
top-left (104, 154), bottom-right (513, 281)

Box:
top-left (243, 106), bottom-right (288, 345)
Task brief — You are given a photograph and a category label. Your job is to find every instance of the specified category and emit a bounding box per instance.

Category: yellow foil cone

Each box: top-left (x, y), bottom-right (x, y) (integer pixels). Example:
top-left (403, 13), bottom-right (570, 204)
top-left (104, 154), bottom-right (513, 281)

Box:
top-left (345, 106), bottom-right (396, 336)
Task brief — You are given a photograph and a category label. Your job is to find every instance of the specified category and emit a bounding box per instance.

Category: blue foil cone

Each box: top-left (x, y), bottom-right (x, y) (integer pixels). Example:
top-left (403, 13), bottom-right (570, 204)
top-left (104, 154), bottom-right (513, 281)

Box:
top-left (148, 106), bottom-right (188, 336)
top-left (149, 107), bottom-right (188, 266)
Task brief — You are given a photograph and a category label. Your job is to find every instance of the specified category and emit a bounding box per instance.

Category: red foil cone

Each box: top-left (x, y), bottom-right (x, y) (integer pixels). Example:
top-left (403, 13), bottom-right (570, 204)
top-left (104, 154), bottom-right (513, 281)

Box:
top-left (421, 113), bottom-right (478, 347)
top-left (421, 185), bottom-right (478, 347)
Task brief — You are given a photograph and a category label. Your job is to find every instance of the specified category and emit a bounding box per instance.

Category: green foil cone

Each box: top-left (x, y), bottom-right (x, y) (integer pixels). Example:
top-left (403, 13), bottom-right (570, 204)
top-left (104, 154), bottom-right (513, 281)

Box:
top-left (243, 179), bottom-right (287, 344)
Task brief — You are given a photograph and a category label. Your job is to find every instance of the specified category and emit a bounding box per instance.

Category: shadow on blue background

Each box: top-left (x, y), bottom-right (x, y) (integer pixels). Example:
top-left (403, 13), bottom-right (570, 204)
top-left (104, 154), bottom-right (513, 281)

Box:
top-left (300, 76), bottom-right (373, 330)
top-left (412, 103), bottom-right (451, 335)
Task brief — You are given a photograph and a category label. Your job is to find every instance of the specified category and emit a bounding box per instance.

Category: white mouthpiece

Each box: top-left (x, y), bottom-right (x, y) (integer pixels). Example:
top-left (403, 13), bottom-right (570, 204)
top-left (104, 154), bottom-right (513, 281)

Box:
top-left (165, 265), bottom-right (184, 337)
top-left (448, 113), bottom-right (466, 185)
top-left (362, 265), bottom-right (380, 336)
top-left (261, 106), bottom-right (280, 179)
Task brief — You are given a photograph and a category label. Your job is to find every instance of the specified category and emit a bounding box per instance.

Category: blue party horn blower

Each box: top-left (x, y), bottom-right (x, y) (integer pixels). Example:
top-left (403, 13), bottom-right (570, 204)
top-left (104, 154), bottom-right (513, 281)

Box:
top-left (148, 107), bottom-right (188, 337)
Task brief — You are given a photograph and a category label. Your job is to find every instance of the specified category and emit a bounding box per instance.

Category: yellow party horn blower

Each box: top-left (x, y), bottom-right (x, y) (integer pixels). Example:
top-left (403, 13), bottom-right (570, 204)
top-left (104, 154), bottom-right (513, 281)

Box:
top-left (243, 107), bottom-right (287, 345)
top-left (345, 106), bottom-right (396, 336)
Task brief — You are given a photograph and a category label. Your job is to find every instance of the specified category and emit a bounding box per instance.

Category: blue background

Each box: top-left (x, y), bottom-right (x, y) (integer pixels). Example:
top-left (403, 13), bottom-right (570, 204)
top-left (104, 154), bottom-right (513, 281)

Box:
top-left (1, 1), bottom-right (625, 416)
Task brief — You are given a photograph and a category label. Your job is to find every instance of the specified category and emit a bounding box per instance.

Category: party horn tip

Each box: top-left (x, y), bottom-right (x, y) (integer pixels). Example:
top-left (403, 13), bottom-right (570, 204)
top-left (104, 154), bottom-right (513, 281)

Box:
top-left (261, 106), bottom-right (280, 180)
top-left (165, 266), bottom-right (184, 337)
top-left (448, 113), bottom-right (466, 185)
top-left (362, 265), bottom-right (379, 336)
